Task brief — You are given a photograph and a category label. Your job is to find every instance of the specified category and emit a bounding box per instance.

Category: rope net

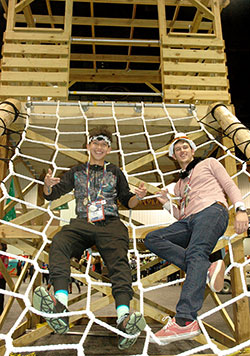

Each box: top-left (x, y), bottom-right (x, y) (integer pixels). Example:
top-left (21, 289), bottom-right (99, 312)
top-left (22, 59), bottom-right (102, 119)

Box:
top-left (0, 100), bottom-right (249, 356)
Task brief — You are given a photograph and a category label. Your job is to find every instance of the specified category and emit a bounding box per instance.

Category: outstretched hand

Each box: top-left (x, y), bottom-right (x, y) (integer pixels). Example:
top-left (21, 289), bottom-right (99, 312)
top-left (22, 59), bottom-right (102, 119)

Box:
top-left (156, 189), bottom-right (169, 205)
top-left (44, 168), bottom-right (60, 188)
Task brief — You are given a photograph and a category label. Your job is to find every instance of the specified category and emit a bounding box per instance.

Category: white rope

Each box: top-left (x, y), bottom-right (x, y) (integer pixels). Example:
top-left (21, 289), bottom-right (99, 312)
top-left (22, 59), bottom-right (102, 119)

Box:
top-left (0, 100), bottom-right (249, 356)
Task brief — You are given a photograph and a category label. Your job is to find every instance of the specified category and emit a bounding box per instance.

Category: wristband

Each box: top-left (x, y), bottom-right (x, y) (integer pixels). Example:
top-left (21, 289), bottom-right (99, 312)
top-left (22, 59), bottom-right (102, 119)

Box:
top-left (136, 194), bottom-right (143, 201)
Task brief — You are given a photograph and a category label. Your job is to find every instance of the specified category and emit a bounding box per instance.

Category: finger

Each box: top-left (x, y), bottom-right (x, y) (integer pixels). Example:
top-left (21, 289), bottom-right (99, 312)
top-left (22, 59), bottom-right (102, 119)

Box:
top-left (138, 182), bottom-right (144, 189)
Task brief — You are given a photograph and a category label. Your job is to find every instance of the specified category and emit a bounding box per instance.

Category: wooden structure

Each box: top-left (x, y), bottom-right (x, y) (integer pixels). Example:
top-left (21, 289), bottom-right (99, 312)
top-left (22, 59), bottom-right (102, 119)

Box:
top-left (0, 0), bottom-right (231, 104)
top-left (0, 0), bottom-right (250, 355)
top-left (0, 100), bottom-right (249, 355)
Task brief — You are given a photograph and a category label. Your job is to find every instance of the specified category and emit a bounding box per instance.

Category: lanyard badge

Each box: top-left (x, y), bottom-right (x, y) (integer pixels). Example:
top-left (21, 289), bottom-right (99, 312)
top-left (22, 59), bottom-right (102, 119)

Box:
top-left (85, 162), bottom-right (107, 223)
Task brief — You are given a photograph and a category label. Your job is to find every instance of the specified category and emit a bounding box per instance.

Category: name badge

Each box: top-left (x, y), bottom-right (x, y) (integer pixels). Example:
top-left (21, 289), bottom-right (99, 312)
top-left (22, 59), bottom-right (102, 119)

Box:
top-left (87, 201), bottom-right (105, 223)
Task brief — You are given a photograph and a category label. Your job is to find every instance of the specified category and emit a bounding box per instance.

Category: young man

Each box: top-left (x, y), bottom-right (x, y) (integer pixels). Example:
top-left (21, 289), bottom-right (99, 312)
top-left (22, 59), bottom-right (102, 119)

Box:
top-left (33, 127), bottom-right (147, 350)
top-left (145, 133), bottom-right (249, 344)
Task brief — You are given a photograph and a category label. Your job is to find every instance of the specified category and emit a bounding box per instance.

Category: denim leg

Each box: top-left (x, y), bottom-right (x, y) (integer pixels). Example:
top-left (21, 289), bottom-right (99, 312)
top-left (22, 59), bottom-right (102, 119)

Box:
top-left (176, 203), bottom-right (229, 320)
top-left (144, 219), bottom-right (192, 271)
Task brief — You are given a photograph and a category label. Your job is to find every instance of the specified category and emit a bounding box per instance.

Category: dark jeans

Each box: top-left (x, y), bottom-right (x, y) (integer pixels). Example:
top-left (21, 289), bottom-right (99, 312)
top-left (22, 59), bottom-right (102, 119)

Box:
top-left (49, 216), bottom-right (133, 308)
top-left (145, 203), bottom-right (229, 321)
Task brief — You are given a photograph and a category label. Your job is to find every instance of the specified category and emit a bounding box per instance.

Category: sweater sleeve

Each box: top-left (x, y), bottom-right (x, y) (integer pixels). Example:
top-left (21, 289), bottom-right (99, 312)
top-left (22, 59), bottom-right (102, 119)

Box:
top-left (209, 158), bottom-right (243, 205)
top-left (43, 168), bottom-right (75, 201)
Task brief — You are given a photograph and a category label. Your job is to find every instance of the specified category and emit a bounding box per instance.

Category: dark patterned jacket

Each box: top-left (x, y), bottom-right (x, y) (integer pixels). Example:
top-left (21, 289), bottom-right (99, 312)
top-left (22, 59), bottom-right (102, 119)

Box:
top-left (43, 162), bottom-right (135, 219)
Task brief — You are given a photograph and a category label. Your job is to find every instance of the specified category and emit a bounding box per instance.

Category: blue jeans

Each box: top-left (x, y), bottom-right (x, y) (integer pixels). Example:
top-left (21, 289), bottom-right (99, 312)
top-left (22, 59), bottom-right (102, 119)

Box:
top-left (144, 203), bottom-right (229, 321)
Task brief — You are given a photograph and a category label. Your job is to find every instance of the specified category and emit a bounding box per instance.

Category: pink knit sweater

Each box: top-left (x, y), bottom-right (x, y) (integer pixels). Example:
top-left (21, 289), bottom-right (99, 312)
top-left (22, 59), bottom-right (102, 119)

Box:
top-left (173, 157), bottom-right (243, 220)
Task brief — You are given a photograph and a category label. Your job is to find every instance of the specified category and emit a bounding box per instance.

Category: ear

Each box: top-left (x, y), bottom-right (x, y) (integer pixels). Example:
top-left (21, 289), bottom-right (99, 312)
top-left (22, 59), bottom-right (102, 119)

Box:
top-left (107, 146), bottom-right (112, 154)
top-left (86, 143), bottom-right (90, 151)
top-left (172, 154), bottom-right (177, 161)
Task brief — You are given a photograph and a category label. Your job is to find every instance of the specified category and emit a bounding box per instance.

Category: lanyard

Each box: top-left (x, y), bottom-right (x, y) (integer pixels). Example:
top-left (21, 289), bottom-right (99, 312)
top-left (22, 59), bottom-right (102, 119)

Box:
top-left (86, 161), bottom-right (107, 204)
top-left (179, 170), bottom-right (193, 219)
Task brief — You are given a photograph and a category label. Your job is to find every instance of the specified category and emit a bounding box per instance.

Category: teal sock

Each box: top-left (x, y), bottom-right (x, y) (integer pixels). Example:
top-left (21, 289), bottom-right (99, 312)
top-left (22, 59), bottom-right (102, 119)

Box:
top-left (55, 289), bottom-right (68, 308)
top-left (116, 305), bottom-right (129, 320)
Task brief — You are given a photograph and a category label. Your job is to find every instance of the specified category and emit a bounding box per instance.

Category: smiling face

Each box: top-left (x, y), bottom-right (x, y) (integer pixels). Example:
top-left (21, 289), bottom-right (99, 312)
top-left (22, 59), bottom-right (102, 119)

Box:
top-left (173, 140), bottom-right (194, 169)
top-left (87, 139), bottom-right (111, 165)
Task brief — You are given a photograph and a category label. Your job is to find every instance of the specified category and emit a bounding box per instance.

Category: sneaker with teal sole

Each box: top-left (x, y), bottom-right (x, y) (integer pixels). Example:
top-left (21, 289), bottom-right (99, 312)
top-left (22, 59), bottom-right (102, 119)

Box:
top-left (33, 286), bottom-right (69, 334)
top-left (117, 312), bottom-right (146, 350)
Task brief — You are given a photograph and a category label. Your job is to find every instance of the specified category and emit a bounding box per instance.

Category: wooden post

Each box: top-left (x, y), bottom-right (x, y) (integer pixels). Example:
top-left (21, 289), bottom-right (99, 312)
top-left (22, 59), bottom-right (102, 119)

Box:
top-left (0, 134), bottom-right (8, 219)
top-left (208, 102), bottom-right (250, 159)
top-left (0, 98), bottom-right (21, 219)
top-left (0, 98), bottom-right (21, 136)
top-left (231, 238), bottom-right (250, 344)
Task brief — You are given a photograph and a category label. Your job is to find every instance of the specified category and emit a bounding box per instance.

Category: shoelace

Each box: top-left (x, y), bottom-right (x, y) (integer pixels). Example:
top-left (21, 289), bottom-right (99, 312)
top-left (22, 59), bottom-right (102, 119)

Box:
top-left (161, 316), bottom-right (173, 330)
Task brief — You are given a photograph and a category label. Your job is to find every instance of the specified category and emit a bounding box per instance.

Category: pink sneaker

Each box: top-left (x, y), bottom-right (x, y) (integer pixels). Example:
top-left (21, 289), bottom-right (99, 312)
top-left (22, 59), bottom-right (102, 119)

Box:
top-left (208, 260), bottom-right (225, 293)
top-left (152, 317), bottom-right (201, 344)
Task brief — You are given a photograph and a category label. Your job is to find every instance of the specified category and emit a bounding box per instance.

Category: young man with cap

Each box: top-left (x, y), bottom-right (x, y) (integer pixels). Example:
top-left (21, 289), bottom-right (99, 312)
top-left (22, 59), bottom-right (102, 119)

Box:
top-left (145, 133), bottom-right (249, 344)
top-left (33, 126), bottom-right (147, 350)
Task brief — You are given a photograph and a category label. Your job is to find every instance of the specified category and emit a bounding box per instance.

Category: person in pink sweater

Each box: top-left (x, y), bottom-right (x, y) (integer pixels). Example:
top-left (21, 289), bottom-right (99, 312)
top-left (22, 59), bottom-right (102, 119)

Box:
top-left (145, 133), bottom-right (249, 344)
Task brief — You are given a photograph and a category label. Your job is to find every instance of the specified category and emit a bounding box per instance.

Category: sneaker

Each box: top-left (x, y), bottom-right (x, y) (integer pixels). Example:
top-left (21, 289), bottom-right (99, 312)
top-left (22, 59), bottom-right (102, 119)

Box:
top-left (117, 312), bottom-right (146, 350)
top-left (151, 317), bottom-right (200, 344)
top-left (33, 286), bottom-right (69, 334)
top-left (208, 259), bottom-right (225, 293)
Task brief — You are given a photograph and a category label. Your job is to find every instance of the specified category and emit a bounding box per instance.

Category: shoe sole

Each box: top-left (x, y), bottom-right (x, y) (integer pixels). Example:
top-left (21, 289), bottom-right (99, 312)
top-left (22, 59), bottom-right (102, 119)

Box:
top-left (210, 260), bottom-right (225, 293)
top-left (33, 286), bottom-right (69, 334)
top-left (152, 329), bottom-right (201, 344)
top-left (118, 312), bottom-right (146, 350)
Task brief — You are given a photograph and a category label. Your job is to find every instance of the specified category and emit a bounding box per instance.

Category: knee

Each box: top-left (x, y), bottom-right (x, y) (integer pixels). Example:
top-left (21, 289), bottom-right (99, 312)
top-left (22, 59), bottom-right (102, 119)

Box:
top-left (50, 233), bottom-right (68, 256)
top-left (144, 232), bottom-right (155, 251)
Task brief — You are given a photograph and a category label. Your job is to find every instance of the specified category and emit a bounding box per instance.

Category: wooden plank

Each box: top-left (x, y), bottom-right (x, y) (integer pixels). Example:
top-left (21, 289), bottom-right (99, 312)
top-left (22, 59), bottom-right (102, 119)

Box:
top-left (164, 89), bottom-right (230, 101)
top-left (14, 14), bottom-right (214, 31)
top-left (0, 224), bottom-right (58, 238)
top-left (163, 61), bottom-right (226, 73)
top-left (5, 0), bottom-right (15, 32)
top-left (69, 68), bottom-right (161, 83)
top-left (164, 75), bottom-right (227, 87)
top-left (2, 43), bottom-right (69, 55)
top-left (0, 86), bottom-right (67, 98)
top-left (163, 48), bottom-right (225, 61)
top-left (70, 53), bottom-right (160, 63)
top-left (1, 71), bottom-right (68, 83)
top-left (0, 259), bottom-right (31, 328)
top-left (4, 30), bottom-right (67, 42)
top-left (3, 181), bottom-right (36, 215)
top-left (188, 0), bottom-right (214, 20)
top-left (0, 134), bottom-right (8, 218)
top-left (2, 57), bottom-right (69, 69)
top-left (64, 0), bottom-right (73, 39)
top-left (165, 36), bottom-right (223, 48)
top-left (15, 0), bottom-right (35, 13)
top-left (231, 238), bottom-right (250, 343)
top-left (0, 98), bottom-right (21, 136)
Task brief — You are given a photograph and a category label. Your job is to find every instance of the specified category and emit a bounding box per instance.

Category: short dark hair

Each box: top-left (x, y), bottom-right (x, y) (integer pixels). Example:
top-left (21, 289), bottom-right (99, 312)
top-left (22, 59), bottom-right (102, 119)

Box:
top-left (88, 126), bottom-right (113, 144)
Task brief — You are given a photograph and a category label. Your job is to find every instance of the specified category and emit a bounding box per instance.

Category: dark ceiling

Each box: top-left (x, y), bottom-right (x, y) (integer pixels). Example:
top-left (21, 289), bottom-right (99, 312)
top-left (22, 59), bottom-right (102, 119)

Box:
top-left (221, 0), bottom-right (250, 130)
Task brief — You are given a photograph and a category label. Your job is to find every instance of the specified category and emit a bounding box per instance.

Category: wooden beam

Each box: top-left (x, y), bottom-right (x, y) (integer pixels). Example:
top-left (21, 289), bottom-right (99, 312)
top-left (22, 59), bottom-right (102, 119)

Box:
top-left (70, 69), bottom-right (161, 83)
top-left (188, 0), bottom-right (214, 20)
top-left (15, 0), bottom-right (35, 13)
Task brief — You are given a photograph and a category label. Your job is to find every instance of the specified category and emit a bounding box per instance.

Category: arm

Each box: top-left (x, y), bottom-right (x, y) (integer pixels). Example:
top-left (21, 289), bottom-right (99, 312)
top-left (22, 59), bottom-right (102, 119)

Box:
top-left (115, 167), bottom-right (147, 208)
top-left (43, 167), bottom-right (75, 200)
top-left (43, 168), bottom-right (60, 196)
top-left (128, 182), bottom-right (147, 209)
top-left (209, 158), bottom-right (248, 234)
